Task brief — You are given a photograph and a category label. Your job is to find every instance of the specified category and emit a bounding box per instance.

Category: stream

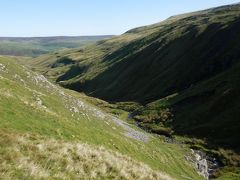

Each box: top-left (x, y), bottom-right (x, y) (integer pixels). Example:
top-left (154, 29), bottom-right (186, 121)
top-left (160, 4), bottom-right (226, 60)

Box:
top-left (128, 112), bottom-right (222, 179)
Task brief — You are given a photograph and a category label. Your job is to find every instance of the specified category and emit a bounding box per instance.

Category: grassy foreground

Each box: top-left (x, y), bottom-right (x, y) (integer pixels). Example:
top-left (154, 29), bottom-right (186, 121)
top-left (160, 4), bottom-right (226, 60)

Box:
top-left (0, 130), bottom-right (172, 179)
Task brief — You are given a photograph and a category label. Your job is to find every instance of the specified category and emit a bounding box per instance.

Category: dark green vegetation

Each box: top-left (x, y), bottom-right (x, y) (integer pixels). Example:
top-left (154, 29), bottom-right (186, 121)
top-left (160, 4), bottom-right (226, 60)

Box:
top-left (27, 4), bottom-right (240, 177)
top-left (0, 36), bottom-right (112, 57)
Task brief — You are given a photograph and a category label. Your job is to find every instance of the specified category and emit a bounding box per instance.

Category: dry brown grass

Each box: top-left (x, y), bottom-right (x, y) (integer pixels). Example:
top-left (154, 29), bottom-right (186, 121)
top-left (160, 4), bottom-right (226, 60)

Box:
top-left (0, 130), bottom-right (173, 180)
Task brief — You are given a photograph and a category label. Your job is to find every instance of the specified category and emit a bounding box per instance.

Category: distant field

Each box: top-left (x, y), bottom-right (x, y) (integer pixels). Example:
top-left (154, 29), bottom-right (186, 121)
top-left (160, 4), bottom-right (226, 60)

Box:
top-left (0, 36), bottom-right (113, 57)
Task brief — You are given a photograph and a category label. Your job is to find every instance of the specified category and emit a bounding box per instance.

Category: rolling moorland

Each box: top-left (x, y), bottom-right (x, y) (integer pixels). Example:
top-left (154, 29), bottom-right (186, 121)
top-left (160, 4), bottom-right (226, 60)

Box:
top-left (0, 3), bottom-right (239, 180)
top-left (0, 36), bottom-right (112, 57)
top-left (24, 3), bottom-right (240, 178)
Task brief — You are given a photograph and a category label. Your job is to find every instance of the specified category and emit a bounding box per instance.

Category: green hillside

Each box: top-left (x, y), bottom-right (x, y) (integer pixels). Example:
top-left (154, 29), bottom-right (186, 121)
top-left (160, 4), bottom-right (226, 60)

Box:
top-left (26, 4), bottom-right (240, 177)
top-left (0, 56), bottom-right (205, 179)
top-left (30, 4), bottom-right (240, 103)
top-left (0, 36), bottom-right (112, 57)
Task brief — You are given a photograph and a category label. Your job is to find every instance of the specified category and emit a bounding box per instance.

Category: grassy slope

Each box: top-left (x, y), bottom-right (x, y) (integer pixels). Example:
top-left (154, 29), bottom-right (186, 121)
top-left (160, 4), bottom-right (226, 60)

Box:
top-left (0, 56), bottom-right (202, 179)
top-left (0, 36), bottom-right (112, 57)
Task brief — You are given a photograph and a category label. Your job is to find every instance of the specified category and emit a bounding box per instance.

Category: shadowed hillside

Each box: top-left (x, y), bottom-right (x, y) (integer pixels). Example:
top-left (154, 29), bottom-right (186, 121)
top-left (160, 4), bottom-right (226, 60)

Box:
top-left (30, 4), bottom-right (240, 101)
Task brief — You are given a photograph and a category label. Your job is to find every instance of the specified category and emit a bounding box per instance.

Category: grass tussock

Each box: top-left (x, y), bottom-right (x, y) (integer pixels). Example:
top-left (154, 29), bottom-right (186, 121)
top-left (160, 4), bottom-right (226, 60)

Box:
top-left (0, 130), bottom-right (173, 180)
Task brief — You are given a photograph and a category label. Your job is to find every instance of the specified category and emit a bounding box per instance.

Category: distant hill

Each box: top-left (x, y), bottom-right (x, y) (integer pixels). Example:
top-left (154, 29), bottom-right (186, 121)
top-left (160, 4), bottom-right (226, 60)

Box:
top-left (0, 36), bottom-right (113, 57)
top-left (27, 4), bottom-right (240, 177)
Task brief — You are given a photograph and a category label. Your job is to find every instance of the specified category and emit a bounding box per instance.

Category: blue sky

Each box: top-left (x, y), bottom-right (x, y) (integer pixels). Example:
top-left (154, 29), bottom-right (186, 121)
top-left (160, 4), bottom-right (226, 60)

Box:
top-left (0, 0), bottom-right (239, 37)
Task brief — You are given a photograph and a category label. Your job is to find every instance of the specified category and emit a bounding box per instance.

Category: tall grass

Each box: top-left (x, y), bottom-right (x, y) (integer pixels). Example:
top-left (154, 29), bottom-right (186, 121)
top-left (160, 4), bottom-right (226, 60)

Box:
top-left (0, 130), bottom-right (172, 180)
